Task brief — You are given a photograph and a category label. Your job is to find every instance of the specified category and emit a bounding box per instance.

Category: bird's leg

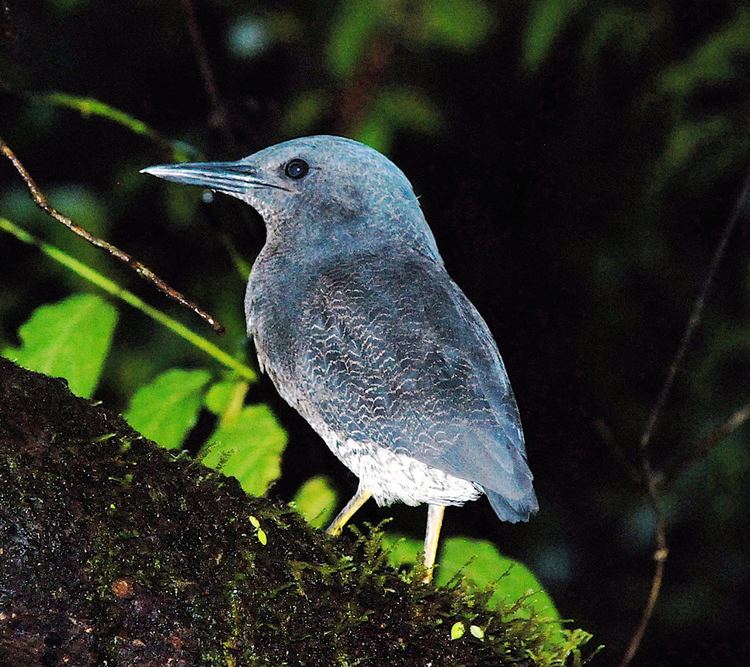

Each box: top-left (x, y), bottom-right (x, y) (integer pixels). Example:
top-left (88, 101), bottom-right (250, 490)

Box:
top-left (326, 486), bottom-right (373, 536)
top-left (422, 504), bottom-right (446, 583)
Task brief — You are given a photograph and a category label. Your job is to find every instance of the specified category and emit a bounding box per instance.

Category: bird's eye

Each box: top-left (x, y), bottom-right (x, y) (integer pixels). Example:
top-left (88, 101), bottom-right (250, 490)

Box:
top-left (284, 158), bottom-right (309, 180)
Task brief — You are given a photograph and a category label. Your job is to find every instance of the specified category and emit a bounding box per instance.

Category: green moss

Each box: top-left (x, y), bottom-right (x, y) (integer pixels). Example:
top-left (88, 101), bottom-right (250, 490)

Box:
top-left (0, 358), bottom-right (593, 665)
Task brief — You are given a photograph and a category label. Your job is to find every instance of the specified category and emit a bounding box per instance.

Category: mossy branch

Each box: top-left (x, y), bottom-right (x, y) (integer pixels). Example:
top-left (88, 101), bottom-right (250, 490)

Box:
top-left (0, 358), bottom-right (571, 666)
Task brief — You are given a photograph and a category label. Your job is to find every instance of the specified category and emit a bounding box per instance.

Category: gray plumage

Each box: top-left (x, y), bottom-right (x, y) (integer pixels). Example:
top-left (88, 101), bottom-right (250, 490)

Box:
top-left (142, 135), bottom-right (538, 525)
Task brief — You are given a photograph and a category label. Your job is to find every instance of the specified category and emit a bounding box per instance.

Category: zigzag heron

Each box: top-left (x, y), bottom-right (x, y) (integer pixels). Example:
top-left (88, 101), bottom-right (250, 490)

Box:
top-left (142, 136), bottom-right (538, 582)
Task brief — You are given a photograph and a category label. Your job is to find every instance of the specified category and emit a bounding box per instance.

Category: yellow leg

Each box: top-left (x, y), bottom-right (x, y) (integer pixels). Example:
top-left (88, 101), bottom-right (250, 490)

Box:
top-left (326, 486), bottom-right (373, 536)
top-left (422, 504), bottom-right (445, 583)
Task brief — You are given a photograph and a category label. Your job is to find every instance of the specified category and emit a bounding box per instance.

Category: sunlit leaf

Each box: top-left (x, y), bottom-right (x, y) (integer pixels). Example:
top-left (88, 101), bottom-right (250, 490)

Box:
top-left (3, 293), bottom-right (117, 398)
top-left (125, 368), bottom-right (211, 450)
top-left (293, 476), bottom-right (339, 528)
top-left (200, 405), bottom-right (287, 496)
top-left (523, 0), bottom-right (585, 71)
top-left (204, 378), bottom-right (238, 415)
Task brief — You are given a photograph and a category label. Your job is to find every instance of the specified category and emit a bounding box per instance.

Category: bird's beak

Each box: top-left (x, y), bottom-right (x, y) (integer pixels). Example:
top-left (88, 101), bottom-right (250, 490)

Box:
top-left (140, 160), bottom-right (289, 195)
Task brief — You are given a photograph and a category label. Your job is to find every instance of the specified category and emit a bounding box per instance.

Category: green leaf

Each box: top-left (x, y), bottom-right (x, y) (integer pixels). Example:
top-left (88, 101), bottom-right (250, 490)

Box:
top-left (281, 91), bottom-right (328, 136)
top-left (378, 87), bottom-right (442, 134)
top-left (293, 476), bottom-right (339, 528)
top-left (35, 92), bottom-right (199, 161)
top-left (200, 405), bottom-right (287, 496)
top-left (442, 537), bottom-right (560, 623)
top-left (204, 379), bottom-right (237, 415)
top-left (523, 0), bottom-right (585, 71)
top-left (3, 294), bottom-right (117, 398)
top-left (385, 535), bottom-right (562, 642)
top-left (354, 87), bottom-right (442, 153)
top-left (354, 114), bottom-right (393, 154)
top-left (450, 621), bottom-right (465, 640)
top-left (125, 368), bottom-right (212, 450)
top-left (422, 0), bottom-right (492, 51)
top-left (660, 9), bottom-right (750, 96)
top-left (326, 0), bottom-right (383, 79)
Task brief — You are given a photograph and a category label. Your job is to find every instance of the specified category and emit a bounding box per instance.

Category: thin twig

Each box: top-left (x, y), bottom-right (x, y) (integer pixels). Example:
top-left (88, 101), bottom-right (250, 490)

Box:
top-left (619, 169), bottom-right (750, 667)
top-left (594, 418), bottom-right (642, 483)
top-left (0, 136), bottom-right (225, 334)
top-left (638, 170), bottom-right (750, 453)
top-left (179, 0), bottom-right (235, 148)
top-left (0, 217), bottom-right (254, 380)
top-left (619, 474), bottom-right (668, 667)
top-left (668, 401), bottom-right (750, 479)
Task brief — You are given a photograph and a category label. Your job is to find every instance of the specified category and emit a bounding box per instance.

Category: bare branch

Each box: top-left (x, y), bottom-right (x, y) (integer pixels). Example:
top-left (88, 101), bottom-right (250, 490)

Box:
top-left (619, 169), bottom-right (750, 667)
top-left (639, 170), bottom-right (750, 453)
top-left (668, 402), bottom-right (750, 479)
top-left (0, 136), bottom-right (225, 335)
top-left (179, 0), bottom-right (235, 148)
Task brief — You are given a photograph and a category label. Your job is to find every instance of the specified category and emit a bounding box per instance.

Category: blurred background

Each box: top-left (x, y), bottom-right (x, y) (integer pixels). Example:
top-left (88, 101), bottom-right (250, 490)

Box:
top-left (1, 1), bottom-right (749, 664)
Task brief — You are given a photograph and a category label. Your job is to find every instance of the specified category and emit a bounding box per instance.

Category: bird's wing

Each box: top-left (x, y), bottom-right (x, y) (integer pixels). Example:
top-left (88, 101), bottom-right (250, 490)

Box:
top-left (296, 252), bottom-right (535, 506)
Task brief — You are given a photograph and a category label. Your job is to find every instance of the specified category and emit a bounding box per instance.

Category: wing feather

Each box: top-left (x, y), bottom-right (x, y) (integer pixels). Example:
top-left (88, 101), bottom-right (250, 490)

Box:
top-left (296, 252), bottom-right (537, 512)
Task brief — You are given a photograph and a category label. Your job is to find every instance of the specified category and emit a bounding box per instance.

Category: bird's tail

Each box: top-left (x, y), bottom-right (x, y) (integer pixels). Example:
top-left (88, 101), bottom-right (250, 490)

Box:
top-left (484, 487), bottom-right (539, 523)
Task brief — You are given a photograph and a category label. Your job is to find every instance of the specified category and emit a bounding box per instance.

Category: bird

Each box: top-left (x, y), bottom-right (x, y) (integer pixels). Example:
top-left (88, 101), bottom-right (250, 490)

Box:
top-left (141, 136), bottom-right (538, 582)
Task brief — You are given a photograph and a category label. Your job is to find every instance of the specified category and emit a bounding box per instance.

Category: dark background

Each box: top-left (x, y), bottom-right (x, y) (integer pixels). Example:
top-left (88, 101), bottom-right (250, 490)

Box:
top-left (1, 1), bottom-right (749, 665)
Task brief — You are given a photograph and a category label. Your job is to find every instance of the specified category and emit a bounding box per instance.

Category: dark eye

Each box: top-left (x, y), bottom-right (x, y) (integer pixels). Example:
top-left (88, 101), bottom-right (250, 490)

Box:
top-left (284, 158), bottom-right (309, 180)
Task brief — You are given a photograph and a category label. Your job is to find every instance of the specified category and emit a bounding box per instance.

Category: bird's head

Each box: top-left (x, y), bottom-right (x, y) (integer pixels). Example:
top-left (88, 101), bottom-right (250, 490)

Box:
top-left (141, 135), bottom-right (442, 262)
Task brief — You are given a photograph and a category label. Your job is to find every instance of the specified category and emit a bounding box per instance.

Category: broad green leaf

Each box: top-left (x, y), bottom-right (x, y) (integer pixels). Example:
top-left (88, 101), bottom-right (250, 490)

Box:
top-left (524, 0), bottom-right (585, 71)
top-left (200, 405), bottom-right (287, 496)
top-left (385, 534), bottom-right (561, 641)
top-left (440, 537), bottom-right (560, 625)
top-left (293, 476), bottom-right (339, 528)
top-left (3, 294), bottom-right (117, 398)
top-left (125, 368), bottom-right (212, 450)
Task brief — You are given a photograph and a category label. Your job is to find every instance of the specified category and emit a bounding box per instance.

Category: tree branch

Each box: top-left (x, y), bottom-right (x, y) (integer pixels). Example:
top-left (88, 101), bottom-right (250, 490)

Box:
top-left (179, 0), bottom-right (235, 149)
top-left (619, 168), bottom-right (750, 667)
top-left (0, 136), bottom-right (224, 334)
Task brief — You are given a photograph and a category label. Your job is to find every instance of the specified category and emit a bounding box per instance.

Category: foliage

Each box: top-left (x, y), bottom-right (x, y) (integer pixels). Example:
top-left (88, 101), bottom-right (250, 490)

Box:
top-left (386, 534), bottom-right (564, 644)
top-left (200, 404), bottom-right (287, 496)
top-left (125, 368), bottom-right (211, 450)
top-left (3, 293), bottom-right (117, 398)
top-left (2, 0), bottom-right (750, 663)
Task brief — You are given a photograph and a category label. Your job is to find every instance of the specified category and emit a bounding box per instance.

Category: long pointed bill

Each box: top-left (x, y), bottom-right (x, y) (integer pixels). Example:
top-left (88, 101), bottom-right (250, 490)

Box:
top-left (140, 161), bottom-right (289, 195)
